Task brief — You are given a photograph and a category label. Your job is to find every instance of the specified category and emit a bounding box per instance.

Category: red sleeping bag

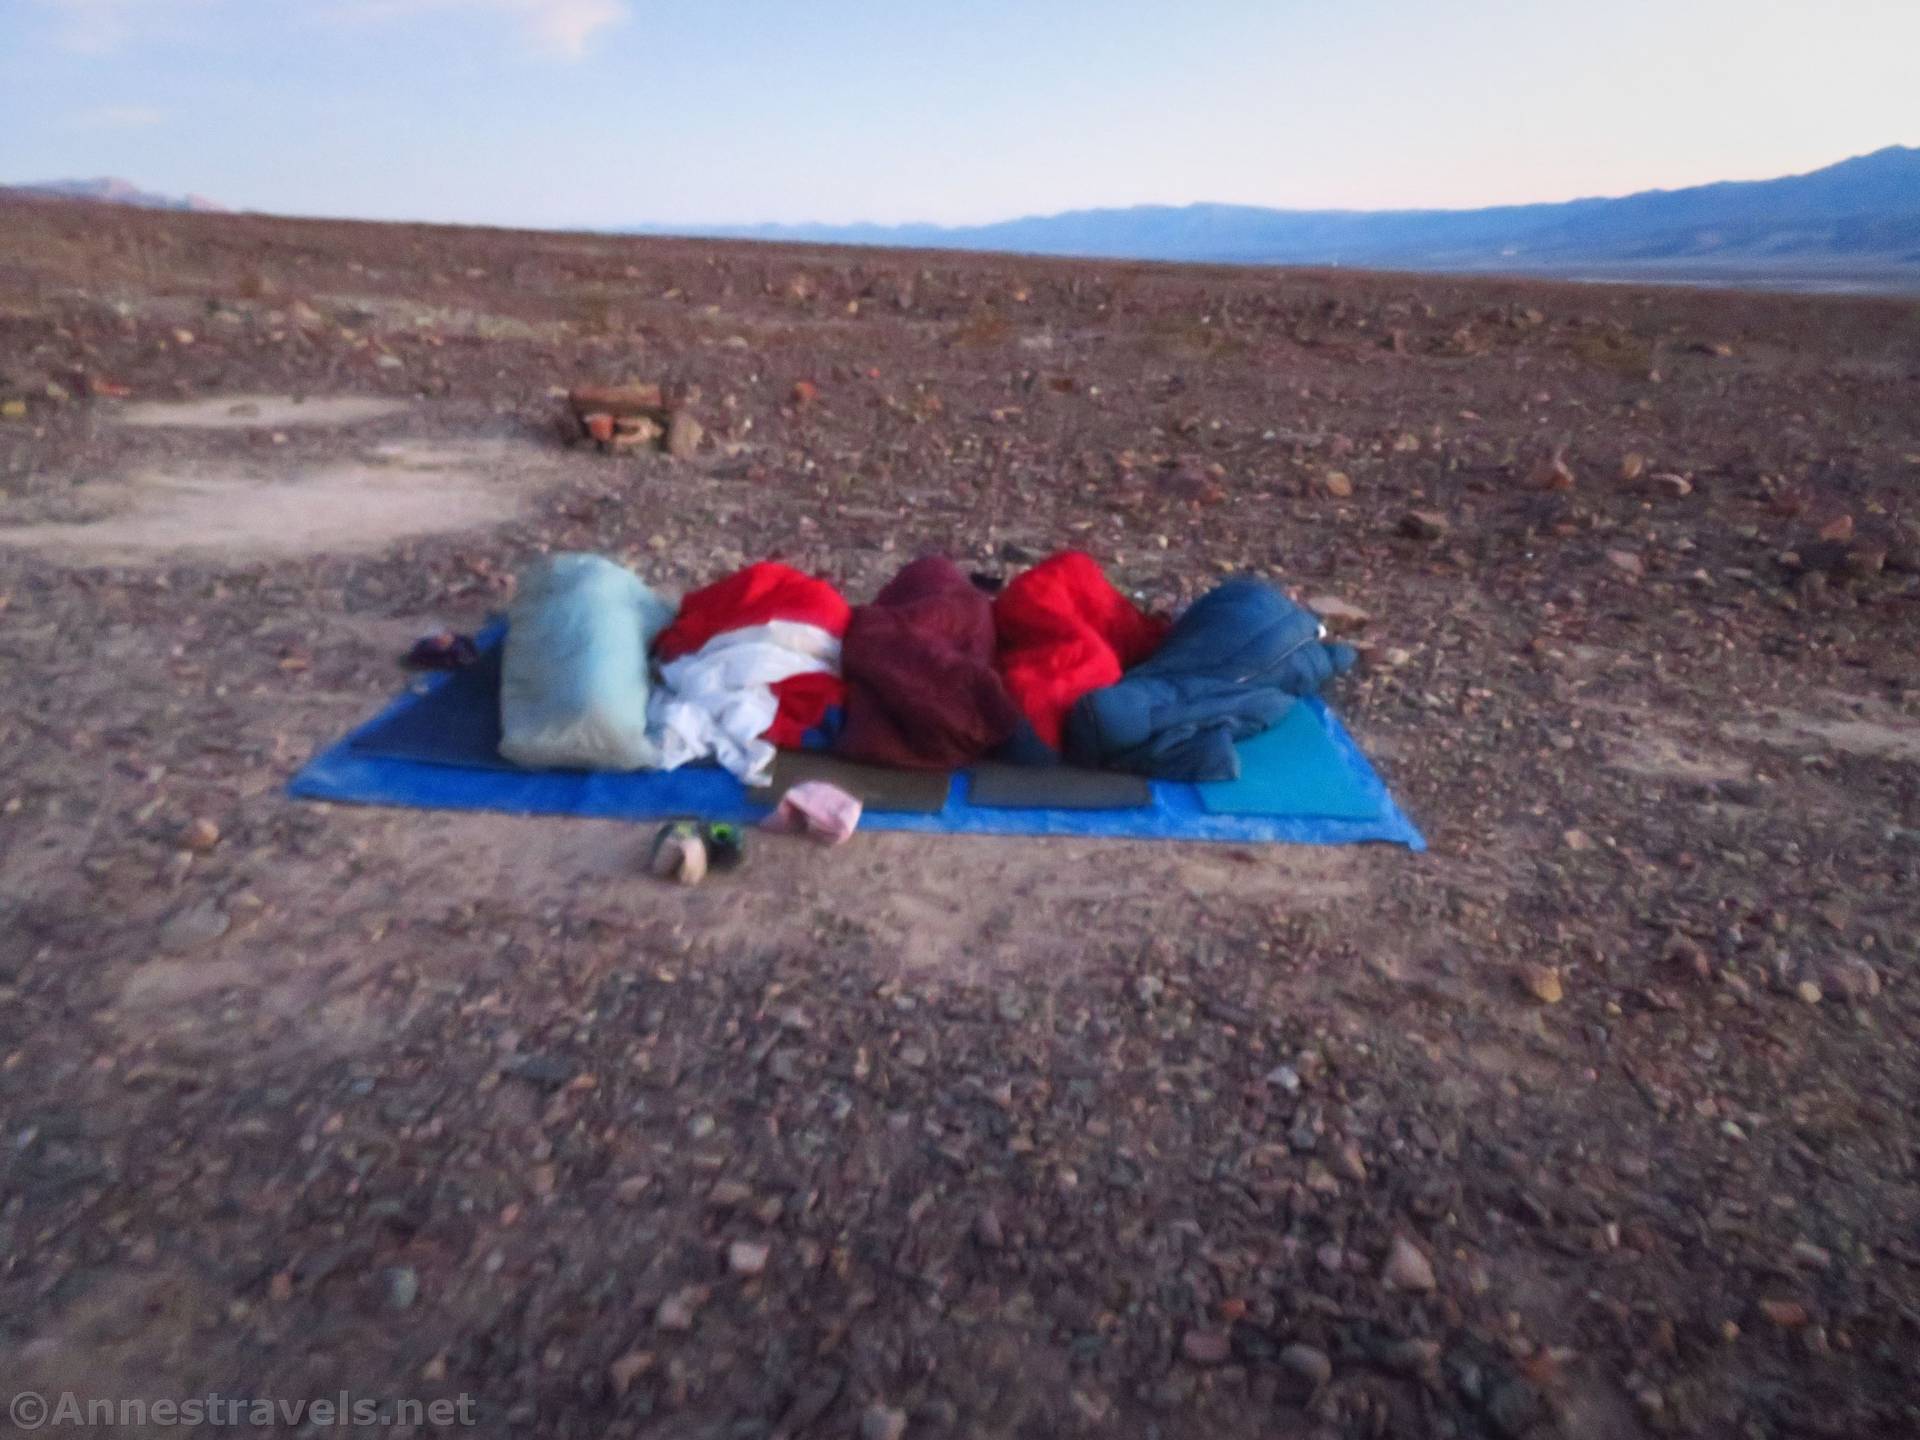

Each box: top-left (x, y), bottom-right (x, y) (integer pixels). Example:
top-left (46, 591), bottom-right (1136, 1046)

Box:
top-left (993, 551), bottom-right (1170, 751)
top-left (835, 556), bottom-right (1024, 770)
top-left (652, 561), bottom-right (852, 747)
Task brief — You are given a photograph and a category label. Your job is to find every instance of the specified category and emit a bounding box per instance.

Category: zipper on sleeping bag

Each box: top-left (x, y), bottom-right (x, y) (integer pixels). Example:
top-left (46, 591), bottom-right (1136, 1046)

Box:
top-left (1230, 620), bottom-right (1326, 686)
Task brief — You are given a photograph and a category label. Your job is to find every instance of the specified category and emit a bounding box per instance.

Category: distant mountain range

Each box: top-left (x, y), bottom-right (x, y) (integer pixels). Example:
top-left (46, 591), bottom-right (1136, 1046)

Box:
top-left (657, 146), bottom-right (1920, 292)
top-left (8, 176), bottom-right (225, 213)
top-left (9, 149), bottom-right (1918, 291)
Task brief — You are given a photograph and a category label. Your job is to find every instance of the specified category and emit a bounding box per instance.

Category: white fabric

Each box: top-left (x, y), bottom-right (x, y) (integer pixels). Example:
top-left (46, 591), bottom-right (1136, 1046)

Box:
top-left (648, 620), bottom-right (841, 785)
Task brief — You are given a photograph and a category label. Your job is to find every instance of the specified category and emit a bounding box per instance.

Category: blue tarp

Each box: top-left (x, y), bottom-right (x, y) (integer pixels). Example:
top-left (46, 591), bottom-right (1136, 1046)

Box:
top-left (289, 632), bottom-right (1425, 849)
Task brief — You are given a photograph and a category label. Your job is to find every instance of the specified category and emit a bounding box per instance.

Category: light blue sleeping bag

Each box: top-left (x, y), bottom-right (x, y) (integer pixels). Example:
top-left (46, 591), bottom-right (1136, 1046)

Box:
top-left (499, 553), bottom-right (677, 771)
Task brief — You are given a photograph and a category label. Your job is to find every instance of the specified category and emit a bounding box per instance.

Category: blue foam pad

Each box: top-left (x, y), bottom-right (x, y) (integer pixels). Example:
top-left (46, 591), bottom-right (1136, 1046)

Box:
top-left (292, 634), bottom-right (1423, 849)
top-left (1195, 703), bottom-right (1386, 820)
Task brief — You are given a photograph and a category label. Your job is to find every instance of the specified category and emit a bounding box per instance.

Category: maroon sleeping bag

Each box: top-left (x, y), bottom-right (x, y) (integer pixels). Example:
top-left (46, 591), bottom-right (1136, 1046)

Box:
top-left (834, 556), bottom-right (1024, 770)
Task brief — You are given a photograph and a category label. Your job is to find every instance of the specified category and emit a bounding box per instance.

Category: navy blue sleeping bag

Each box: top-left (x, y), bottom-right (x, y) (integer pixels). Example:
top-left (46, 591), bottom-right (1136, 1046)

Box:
top-left (1062, 580), bottom-right (1355, 782)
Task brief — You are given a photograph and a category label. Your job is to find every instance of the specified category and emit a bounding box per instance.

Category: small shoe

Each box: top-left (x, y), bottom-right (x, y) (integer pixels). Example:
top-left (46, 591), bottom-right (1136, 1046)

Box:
top-left (648, 821), bottom-right (707, 885)
top-left (700, 822), bottom-right (746, 872)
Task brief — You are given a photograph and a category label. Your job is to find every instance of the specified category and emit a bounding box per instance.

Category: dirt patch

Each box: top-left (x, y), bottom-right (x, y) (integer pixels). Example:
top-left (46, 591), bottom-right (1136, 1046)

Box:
top-left (0, 439), bottom-right (541, 564)
top-left (1734, 699), bottom-right (1920, 764)
top-left (1605, 725), bottom-right (1752, 785)
top-left (108, 393), bottom-right (410, 430)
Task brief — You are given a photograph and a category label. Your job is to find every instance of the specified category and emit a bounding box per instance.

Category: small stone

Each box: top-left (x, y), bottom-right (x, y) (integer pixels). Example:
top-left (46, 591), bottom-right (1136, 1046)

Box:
top-left (1330, 1141), bottom-right (1368, 1183)
top-left (1822, 956), bottom-right (1880, 1002)
top-left (1818, 513), bottom-right (1854, 543)
top-left (1527, 455), bottom-right (1576, 491)
top-left (1382, 1235), bottom-right (1436, 1292)
top-left (1321, 470), bottom-right (1353, 498)
top-left (859, 1403), bottom-right (907, 1440)
top-left (666, 410), bottom-right (704, 459)
top-left (727, 1240), bottom-right (770, 1277)
top-left (158, 901), bottom-right (229, 954)
top-left (1606, 549), bottom-right (1645, 579)
top-left (1563, 828), bottom-right (1593, 851)
top-left (1486, 1378), bottom-right (1546, 1437)
top-left (1180, 1329), bottom-right (1232, 1366)
top-left (1665, 934), bottom-right (1712, 982)
top-left (608, 1350), bottom-right (654, 1397)
top-left (791, 379), bottom-right (819, 406)
top-left (655, 1292), bottom-right (698, 1331)
top-left (1397, 509), bottom-right (1449, 541)
top-left (1280, 1343), bottom-right (1331, 1388)
top-left (1265, 1064), bottom-right (1302, 1093)
top-left (1649, 472), bottom-right (1693, 497)
top-left (615, 1175), bottom-right (651, 1203)
top-left (584, 412), bottom-right (616, 444)
top-left (973, 1208), bottom-right (1005, 1250)
top-left (1316, 1243), bottom-right (1346, 1273)
top-left (180, 817), bottom-right (221, 853)
top-left (1794, 980), bottom-right (1823, 1006)
top-left (707, 1179), bottom-right (752, 1208)
top-left (1307, 596), bottom-right (1370, 634)
top-left (1759, 1298), bottom-right (1808, 1328)
top-left (688, 1114), bottom-right (717, 1139)
top-left (1789, 1241), bottom-right (1832, 1270)
top-left (1520, 965), bottom-right (1564, 1005)
top-left (384, 1265), bottom-right (418, 1311)
top-left (0, 398), bottom-right (27, 419)
top-left (172, 328), bottom-right (196, 346)
top-left (1383, 646), bottom-right (1412, 668)
top-left (1619, 453), bottom-right (1646, 482)
top-left (374, 353), bottom-right (403, 370)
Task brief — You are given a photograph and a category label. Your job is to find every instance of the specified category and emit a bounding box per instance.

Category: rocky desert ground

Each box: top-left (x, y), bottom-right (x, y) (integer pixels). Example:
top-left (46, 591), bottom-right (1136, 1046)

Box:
top-left (2, 196), bottom-right (1918, 1438)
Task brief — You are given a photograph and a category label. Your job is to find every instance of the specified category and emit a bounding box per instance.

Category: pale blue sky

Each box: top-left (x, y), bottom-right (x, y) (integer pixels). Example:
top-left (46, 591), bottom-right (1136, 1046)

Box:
top-left (3, 0), bottom-right (1916, 228)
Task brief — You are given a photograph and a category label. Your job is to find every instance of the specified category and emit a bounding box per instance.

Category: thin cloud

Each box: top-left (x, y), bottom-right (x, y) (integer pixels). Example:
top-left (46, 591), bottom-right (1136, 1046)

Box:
top-left (32, 0), bottom-right (212, 54)
top-left (35, 0), bottom-right (630, 59)
top-left (77, 104), bottom-right (169, 129)
top-left (336, 0), bottom-right (632, 58)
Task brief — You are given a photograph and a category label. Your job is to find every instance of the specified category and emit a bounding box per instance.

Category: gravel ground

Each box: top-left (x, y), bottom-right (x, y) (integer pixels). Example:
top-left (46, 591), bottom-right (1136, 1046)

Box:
top-left (2, 196), bottom-right (1919, 1438)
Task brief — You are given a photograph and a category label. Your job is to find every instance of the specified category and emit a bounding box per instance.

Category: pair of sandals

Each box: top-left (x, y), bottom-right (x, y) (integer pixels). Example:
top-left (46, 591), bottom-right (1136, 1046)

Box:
top-left (647, 821), bottom-right (745, 885)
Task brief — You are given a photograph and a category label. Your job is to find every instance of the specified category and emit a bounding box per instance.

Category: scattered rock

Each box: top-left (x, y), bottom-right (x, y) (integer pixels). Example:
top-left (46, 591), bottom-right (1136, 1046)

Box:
top-left (1527, 455), bottom-right (1576, 491)
top-left (1789, 1241), bottom-right (1832, 1271)
top-left (859, 1404), bottom-right (907, 1440)
top-left (791, 379), bottom-right (819, 406)
top-left (973, 1208), bottom-right (1005, 1250)
top-left (1181, 1329), bottom-right (1232, 1366)
top-left (1794, 980), bottom-right (1823, 1006)
top-left (1280, 1343), bottom-right (1332, 1388)
top-left (607, 1350), bottom-right (654, 1398)
top-left (615, 1175), bottom-right (651, 1204)
top-left (1382, 1235), bottom-right (1436, 1292)
top-left (1619, 453), bottom-right (1646, 482)
top-left (1649, 472), bottom-right (1693, 497)
top-left (180, 816), bottom-right (221, 852)
top-left (1759, 1298), bottom-right (1808, 1328)
top-left (727, 1240), bottom-right (770, 1277)
top-left (1823, 955), bottom-right (1880, 1002)
top-left (656, 1296), bottom-right (697, 1332)
top-left (384, 1265), bottom-right (418, 1311)
top-left (1520, 964), bottom-right (1564, 1005)
top-left (1307, 596), bottom-right (1370, 634)
top-left (1321, 470), bottom-right (1353, 498)
top-left (1398, 510), bottom-right (1449, 542)
top-left (158, 901), bottom-right (230, 954)
top-left (1486, 1377), bottom-right (1546, 1437)
top-left (1605, 549), bottom-right (1645, 579)
top-left (1330, 1140), bottom-right (1369, 1183)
